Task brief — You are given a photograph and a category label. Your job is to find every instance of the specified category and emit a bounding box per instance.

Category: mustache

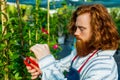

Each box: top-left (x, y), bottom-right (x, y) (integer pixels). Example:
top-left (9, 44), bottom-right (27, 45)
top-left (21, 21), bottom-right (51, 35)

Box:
top-left (75, 35), bottom-right (81, 40)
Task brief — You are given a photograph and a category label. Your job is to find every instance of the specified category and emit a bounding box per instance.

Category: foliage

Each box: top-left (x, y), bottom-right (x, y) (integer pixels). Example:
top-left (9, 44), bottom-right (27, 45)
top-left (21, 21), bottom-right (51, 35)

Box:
top-left (109, 8), bottom-right (120, 34)
top-left (50, 5), bottom-right (74, 37)
top-left (0, 3), bottom-right (73, 80)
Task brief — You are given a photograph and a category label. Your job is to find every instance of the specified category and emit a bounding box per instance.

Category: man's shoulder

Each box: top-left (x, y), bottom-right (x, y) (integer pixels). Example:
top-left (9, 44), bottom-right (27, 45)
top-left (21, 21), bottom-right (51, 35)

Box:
top-left (97, 50), bottom-right (116, 56)
top-left (89, 50), bottom-right (117, 65)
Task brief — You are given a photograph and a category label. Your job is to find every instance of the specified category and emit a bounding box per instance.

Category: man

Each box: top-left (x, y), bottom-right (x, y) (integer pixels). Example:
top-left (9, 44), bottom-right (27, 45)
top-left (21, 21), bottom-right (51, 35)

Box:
top-left (27, 4), bottom-right (120, 80)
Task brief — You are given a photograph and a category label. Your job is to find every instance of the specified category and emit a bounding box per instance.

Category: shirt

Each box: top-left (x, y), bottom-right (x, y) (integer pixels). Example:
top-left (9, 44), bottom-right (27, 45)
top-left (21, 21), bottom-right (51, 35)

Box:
top-left (38, 49), bottom-right (118, 80)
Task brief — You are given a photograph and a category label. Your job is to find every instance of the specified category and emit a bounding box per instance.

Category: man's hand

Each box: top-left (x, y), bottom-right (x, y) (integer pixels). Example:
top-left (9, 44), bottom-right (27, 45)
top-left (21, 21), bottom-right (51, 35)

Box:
top-left (26, 57), bottom-right (42, 79)
top-left (30, 44), bottom-right (51, 60)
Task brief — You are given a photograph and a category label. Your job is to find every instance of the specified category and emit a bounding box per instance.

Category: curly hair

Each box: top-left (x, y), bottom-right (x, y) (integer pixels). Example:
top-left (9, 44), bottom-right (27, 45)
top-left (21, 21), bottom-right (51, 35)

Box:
top-left (68, 4), bottom-right (120, 50)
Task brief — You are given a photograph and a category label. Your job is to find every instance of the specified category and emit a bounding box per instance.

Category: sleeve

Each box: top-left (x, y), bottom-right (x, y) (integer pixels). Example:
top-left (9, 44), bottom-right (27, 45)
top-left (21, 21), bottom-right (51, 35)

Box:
top-left (38, 49), bottom-right (76, 80)
top-left (83, 56), bottom-right (118, 80)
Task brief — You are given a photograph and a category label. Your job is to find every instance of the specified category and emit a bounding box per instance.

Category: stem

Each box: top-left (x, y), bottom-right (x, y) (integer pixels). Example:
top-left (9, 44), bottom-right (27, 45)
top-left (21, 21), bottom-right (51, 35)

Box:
top-left (16, 0), bottom-right (24, 49)
top-left (35, 0), bottom-right (40, 41)
top-left (1, 0), bottom-right (8, 79)
top-left (47, 0), bottom-right (50, 45)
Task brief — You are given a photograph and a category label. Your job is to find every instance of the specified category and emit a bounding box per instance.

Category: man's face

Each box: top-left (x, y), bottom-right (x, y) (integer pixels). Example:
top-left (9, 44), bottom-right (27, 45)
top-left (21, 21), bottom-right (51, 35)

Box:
top-left (74, 13), bottom-right (93, 56)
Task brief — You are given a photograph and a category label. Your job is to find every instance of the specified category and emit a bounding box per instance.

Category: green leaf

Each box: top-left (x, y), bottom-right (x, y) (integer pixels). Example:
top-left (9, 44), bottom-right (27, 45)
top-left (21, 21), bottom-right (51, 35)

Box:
top-left (14, 72), bottom-right (22, 79)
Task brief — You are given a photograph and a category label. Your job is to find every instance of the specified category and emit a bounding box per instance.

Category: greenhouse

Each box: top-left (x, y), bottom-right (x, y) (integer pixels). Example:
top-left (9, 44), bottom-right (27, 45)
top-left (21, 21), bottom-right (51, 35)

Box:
top-left (1, 0), bottom-right (120, 79)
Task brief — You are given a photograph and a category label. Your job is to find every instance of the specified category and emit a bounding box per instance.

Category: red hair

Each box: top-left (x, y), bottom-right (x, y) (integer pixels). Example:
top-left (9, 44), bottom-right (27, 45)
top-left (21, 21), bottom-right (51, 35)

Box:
top-left (68, 4), bottom-right (120, 50)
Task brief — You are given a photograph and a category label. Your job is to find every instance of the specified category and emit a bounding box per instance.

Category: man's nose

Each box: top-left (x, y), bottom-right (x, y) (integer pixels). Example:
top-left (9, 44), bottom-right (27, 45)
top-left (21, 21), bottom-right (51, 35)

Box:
top-left (74, 28), bottom-right (80, 36)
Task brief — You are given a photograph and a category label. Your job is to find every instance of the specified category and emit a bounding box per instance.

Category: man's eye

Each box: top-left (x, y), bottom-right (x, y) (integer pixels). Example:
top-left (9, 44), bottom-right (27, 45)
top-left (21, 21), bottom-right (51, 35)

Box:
top-left (79, 27), bottom-right (84, 31)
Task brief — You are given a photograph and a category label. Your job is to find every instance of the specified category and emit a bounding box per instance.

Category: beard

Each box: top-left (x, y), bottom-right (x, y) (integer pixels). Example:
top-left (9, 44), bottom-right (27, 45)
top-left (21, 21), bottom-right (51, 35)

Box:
top-left (76, 38), bottom-right (94, 57)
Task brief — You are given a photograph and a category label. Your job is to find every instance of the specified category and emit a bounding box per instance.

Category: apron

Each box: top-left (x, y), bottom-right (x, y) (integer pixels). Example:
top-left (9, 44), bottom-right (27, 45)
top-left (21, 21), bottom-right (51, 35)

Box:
top-left (65, 50), bottom-right (98, 80)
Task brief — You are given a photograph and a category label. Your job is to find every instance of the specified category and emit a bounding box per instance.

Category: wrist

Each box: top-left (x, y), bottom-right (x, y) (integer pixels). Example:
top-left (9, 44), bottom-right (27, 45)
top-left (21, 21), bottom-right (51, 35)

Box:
top-left (37, 54), bottom-right (55, 70)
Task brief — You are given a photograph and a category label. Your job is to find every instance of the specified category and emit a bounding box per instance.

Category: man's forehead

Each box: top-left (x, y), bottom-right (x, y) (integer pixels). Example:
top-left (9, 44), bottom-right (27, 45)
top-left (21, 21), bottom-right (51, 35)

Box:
top-left (75, 13), bottom-right (91, 28)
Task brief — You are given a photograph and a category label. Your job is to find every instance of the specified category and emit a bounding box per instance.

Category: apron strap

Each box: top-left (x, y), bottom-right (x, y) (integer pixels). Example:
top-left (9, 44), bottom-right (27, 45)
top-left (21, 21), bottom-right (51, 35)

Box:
top-left (78, 50), bottom-right (98, 73)
top-left (71, 50), bottom-right (98, 73)
top-left (70, 55), bottom-right (78, 67)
